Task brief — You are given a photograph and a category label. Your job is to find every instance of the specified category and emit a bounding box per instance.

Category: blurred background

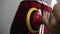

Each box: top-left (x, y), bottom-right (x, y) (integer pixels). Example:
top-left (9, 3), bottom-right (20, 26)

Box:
top-left (0, 0), bottom-right (60, 34)
top-left (0, 0), bottom-right (22, 34)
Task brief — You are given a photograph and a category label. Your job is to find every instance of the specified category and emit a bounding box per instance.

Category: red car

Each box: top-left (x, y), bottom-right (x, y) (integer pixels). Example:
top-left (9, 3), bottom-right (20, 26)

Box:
top-left (10, 0), bottom-right (52, 34)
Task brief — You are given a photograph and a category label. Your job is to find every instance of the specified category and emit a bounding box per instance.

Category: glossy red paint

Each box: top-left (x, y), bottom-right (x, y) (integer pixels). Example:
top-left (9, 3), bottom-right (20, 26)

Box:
top-left (10, 1), bottom-right (52, 34)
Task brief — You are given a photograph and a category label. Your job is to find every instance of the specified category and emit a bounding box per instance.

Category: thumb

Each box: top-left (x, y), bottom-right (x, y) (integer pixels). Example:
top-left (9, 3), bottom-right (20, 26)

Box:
top-left (43, 11), bottom-right (49, 26)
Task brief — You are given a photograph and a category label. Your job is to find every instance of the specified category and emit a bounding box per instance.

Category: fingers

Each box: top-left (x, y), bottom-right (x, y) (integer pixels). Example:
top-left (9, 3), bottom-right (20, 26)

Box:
top-left (43, 11), bottom-right (49, 26)
top-left (50, 11), bottom-right (56, 27)
top-left (53, 3), bottom-right (60, 20)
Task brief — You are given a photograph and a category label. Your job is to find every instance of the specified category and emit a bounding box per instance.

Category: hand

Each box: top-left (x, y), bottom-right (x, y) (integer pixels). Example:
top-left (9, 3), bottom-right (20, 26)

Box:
top-left (43, 3), bottom-right (60, 33)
